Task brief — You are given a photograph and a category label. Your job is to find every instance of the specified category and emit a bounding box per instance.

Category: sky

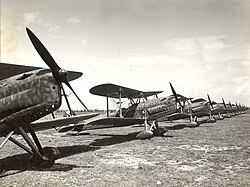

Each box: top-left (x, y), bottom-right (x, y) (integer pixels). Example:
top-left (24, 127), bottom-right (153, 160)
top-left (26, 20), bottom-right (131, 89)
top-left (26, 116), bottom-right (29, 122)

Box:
top-left (1, 0), bottom-right (250, 110)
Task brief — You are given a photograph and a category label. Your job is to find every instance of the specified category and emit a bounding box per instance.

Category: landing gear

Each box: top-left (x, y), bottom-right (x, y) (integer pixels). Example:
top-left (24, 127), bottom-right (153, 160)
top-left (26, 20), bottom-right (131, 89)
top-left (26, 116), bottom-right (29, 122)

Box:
top-left (151, 120), bottom-right (167, 136)
top-left (31, 147), bottom-right (60, 168)
top-left (213, 113), bottom-right (224, 120)
top-left (207, 114), bottom-right (216, 123)
top-left (8, 125), bottom-right (60, 168)
top-left (136, 119), bottom-right (154, 140)
top-left (187, 115), bottom-right (199, 127)
top-left (136, 120), bottom-right (167, 139)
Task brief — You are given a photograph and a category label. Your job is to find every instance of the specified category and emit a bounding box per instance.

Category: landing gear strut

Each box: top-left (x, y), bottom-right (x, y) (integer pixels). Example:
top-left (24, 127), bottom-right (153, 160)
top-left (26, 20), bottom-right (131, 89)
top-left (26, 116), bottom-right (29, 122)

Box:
top-left (31, 147), bottom-right (60, 168)
top-left (9, 125), bottom-right (60, 168)
top-left (186, 115), bottom-right (199, 127)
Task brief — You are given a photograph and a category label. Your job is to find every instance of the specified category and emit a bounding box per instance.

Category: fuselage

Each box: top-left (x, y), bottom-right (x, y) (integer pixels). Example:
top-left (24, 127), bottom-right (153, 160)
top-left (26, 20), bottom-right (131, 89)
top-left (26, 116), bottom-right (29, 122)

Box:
top-left (211, 103), bottom-right (226, 115)
top-left (116, 96), bottom-right (177, 121)
top-left (135, 96), bottom-right (177, 120)
top-left (0, 69), bottom-right (61, 135)
top-left (116, 96), bottom-right (212, 122)
top-left (183, 99), bottom-right (211, 117)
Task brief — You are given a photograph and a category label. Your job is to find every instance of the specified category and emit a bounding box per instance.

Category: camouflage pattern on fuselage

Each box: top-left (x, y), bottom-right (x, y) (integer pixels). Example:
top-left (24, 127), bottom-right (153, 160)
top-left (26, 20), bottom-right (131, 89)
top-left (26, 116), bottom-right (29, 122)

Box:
top-left (134, 96), bottom-right (177, 121)
top-left (211, 103), bottom-right (226, 115)
top-left (183, 99), bottom-right (211, 117)
top-left (0, 69), bottom-right (61, 134)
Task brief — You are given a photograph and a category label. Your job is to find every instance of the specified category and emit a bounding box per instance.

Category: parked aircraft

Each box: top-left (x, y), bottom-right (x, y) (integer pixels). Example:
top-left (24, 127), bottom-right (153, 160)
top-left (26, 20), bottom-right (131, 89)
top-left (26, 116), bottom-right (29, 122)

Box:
top-left (207, 94), bottom-right (225, 120)
top-left (65, 82), bottom-right (217, 137)
top-left (58, 83), bottom-right (195, 137)
top-left (211, 97), bottom-right (248, 118)
top-left (168, 83), bottom-right (216, 124)
top-left (58, 83), bottom-right (170, 139)
top-left (0, 28), bottom-right (99, 167)
top-left (227, 102), bottom-right (247, 116)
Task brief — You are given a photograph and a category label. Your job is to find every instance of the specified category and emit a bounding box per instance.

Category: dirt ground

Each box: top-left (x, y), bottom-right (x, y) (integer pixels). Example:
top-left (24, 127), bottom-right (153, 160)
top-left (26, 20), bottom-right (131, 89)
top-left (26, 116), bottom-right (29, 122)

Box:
top-left (0, 111), bottom-right (249, 187)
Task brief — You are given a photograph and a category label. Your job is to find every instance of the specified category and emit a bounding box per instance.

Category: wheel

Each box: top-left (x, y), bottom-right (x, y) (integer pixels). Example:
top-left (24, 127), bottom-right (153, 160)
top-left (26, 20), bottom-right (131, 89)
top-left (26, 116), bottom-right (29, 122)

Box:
top-left (42, 147), bottom-right (60, 160)
top-left (136, 130), bottom-right (154, 140)
top-left (40, 147), bottom-right (60, 168)
top-left (31, 147), bottom-right (60, 168)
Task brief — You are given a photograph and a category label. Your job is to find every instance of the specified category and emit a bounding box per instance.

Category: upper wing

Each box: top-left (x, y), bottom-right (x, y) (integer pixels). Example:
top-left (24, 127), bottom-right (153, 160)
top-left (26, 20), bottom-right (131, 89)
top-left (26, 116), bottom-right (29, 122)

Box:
top-left (0, 62), bottom-right (38, 80)
top-left (0, 62), bottom-right (82, 81)
top-left (58, 117), bottom-right (145, 132)
top-left (192, 98), bottom-right (207, 103)
top-left (167, 94), bottom-right (193, 102)
top-left (23, 113), bottom-right (99, 132)
top-left (90, 83), bottom-right (163, 99)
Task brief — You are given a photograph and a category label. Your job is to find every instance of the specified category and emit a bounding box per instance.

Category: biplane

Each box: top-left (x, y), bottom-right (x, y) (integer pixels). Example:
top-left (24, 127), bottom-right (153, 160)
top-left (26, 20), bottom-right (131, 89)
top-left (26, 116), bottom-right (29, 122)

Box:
top-left (227, 101), bottom-right (245, 116)
top-left (207, 95), bottom-right (225, 120)
top-left (58, 83), bottom-right (167, 139)
top-left (236, 103), bottom-right (248, 114)
top-left (0, 28), bottom-right (99, 167)
top-left (204, 95), bottom-right (248, 119)
top-left (220, 98), bottom-right (233, 118)
top-left (58, 83), bottom-right (194, 137)
top-left (168, 83), bottom-right (216, 125)
top-left (221, 100), bottom-right (243, 117)
top-left (169, 84), bottom-right (249, 123)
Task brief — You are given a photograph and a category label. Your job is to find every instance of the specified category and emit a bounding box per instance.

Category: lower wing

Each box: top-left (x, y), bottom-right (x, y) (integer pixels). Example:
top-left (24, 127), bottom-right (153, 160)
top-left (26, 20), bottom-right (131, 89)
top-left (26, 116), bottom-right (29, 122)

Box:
top-left (24, 113), bottom-right (99, 132)
top-left (58, 117), bottom-right (145, 133)
top-left (166, 113), bottom-right (190, 121)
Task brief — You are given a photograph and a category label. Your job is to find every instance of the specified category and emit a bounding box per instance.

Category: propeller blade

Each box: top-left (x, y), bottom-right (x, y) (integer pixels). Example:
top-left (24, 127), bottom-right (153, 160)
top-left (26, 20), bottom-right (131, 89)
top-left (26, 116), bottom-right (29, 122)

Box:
top-left (222, 98), bottom-right (227, 110)
top-left (26, 27), bottom-right (89, 112)
top-left (26, 28), bottom-right (61, 81)
top-left (64, 81), bottom-right (89, 111)
top-left (207, 94), bottom-right (214, 109)
top-left (169, 82), bottom-right (182, 107)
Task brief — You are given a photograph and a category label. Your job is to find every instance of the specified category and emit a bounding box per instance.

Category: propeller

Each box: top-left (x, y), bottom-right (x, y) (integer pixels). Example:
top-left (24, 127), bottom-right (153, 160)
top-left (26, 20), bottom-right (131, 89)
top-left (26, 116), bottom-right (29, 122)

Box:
top-left (169, 82), bottom-right (182, 107)
top-left (26, 27), bottom-right (89, 112)
top-left (207, 94), bottom-right (214, 109)
top-left (222, 98), bottom-right (227, 110)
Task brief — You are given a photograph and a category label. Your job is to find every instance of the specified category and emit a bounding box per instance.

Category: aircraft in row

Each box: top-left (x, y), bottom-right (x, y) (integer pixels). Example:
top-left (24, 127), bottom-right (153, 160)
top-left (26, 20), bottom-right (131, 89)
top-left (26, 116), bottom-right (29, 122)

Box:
top-left (61, 81), bottom-right (248, 135)
top-left (0, 28), bottom-right (248, 168)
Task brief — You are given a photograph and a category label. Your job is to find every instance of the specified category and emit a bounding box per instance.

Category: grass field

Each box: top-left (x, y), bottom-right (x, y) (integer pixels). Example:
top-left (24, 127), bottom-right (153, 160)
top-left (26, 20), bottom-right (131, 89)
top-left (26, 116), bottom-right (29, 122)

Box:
top-left (0, 111), bottom-right (250, 187)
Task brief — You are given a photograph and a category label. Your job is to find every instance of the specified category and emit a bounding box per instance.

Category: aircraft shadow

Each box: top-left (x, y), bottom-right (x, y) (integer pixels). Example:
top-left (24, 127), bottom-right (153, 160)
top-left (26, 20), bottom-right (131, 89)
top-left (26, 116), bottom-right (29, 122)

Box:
top-left (90, 131), bottom-right (173, 147)
top-left (0, 144), bottom-right (99, 177)
top-left (0, 132), bottom-right (173, 176)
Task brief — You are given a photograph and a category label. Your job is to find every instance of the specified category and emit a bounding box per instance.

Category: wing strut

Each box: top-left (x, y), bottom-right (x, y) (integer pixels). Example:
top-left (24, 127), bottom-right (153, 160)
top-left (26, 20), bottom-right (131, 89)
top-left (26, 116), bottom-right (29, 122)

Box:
top-left (0, 130), bottom-right (15, 149)
top-left (61, 84), bottom-right (74, 116)
top-left (107, 96), bottom-right (109, 118)
top-left (119, 88), bottom-right (122, 118)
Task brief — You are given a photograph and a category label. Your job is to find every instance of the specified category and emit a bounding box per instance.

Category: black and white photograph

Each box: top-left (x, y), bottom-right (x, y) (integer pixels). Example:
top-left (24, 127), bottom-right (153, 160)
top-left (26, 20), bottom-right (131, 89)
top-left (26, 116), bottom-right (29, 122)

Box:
top-left (0, 0), bottom-right (250, 186)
